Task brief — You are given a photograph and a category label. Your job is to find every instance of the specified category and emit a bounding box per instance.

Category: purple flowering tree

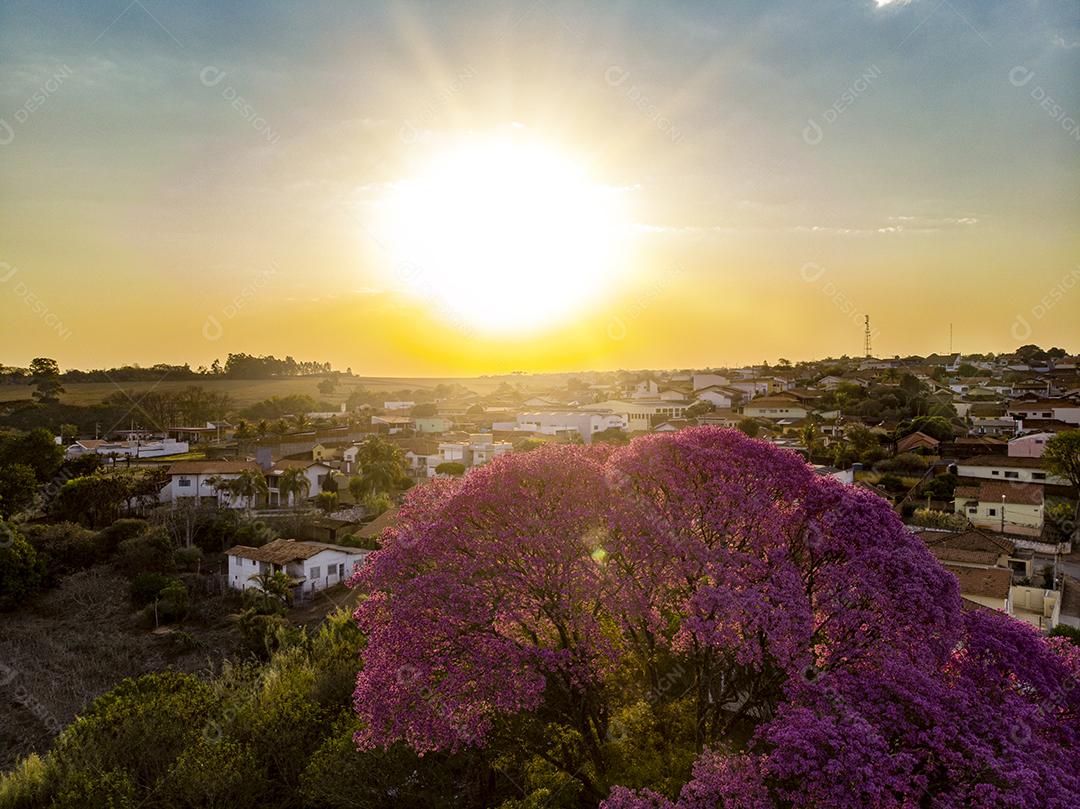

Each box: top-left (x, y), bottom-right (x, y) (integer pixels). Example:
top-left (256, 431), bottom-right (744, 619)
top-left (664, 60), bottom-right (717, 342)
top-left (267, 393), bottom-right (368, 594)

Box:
top-left (350, 427), bottom-right (1080, 807)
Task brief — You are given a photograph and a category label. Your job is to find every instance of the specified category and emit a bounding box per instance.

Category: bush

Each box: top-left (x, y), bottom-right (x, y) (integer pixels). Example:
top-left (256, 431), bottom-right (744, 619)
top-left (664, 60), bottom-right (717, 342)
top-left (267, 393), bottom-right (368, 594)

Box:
top-left (874, 453), bottom-right (930, 475)
top-left (129, 572), bottom-right (176, 607)
top-left (876, 473), bottom-right (907, 493)
top-left (114, 529), bottom-right (175, 576)
top-left (52, 672), bottom-right (219, 793)
top-left (911, 508), bottom-right (969, 531)
top-left (158, 738), bottom-right (267, 808)
top-left (22, 522), bottom-right (98, 577)
top-left (156, 580), bottom-right (189, 623)
top-left (0, 524), bottom-right (48, 610)
top-left (174, 546), bottom-right (204, 572)
top-left (93, 519), bottom-right (149, 560)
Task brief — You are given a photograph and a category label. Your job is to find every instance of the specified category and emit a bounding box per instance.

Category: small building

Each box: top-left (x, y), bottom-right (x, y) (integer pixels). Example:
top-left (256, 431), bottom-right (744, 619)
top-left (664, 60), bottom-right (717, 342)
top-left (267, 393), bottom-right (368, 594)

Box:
top-left (955, 455), bottom-right (1065, 486)
top-left (165, 460), bottom-right (262, 508)
top-left (952, 482), bottom-right (1044, 537)
top-left (742, 398), bottom-right (810, 420)
top-left (1008, 432), bottom-right (1055, 458)
top-left (226, 538), bottom-right (370, 595)
top-left (896, 431), bottom-right (940, 454)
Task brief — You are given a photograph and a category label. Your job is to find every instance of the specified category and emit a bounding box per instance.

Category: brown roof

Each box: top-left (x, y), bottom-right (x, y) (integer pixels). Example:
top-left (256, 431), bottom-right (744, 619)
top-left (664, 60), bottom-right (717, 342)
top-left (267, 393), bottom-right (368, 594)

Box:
top-left (897, 431), bottom-right (940, 451)
top-left (960, 455), bottom-right (1049, 469)
top-left (270, 459), bottom-right (328, 472)
top-left (976, 481), bottom-right (1044, 506)
top-left (166, 460), bottom-right (260, 475)
top-left (356, 507), bottom-right (400, 540)
top-left (226, 538), bottom-right (364, 564)
top-left (920, 529), bottom-right (1015, 555)
top-left (954, 485), bottom-right (979, 500)
top-left (927, 547), bottom-right (999, 566)
top-left (944, 564), bottom-right (1012, 601)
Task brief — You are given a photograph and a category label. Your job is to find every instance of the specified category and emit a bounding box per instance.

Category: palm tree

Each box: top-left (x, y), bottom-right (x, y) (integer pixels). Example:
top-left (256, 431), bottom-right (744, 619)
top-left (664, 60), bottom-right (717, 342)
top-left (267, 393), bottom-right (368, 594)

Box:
top-left (276, 467), bottom-right (310, 509)
top-left (231, 469), bottom-right (269, 513)
top-left (247, 569), bottom-right (296, 608)
top-left (234, 420), bottom-right (253, 441)
top-left (291, 412), bottom-right (311, 430)
top-left (256, 419), bottom-right (270, 439)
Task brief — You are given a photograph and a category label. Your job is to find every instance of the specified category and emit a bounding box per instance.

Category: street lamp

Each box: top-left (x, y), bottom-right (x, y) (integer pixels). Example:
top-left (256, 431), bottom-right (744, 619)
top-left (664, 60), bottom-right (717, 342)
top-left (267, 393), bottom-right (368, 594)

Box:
top-left (1000, 494), bottom-right (1006, 534)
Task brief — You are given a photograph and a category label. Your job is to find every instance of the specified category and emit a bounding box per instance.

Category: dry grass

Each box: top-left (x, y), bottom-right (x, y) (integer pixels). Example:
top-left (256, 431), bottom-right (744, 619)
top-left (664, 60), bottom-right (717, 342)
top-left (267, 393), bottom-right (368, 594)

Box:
top-left (0, 374), bottom-right (567, 408)
top-left (0, 569), bottom-right (243, 770)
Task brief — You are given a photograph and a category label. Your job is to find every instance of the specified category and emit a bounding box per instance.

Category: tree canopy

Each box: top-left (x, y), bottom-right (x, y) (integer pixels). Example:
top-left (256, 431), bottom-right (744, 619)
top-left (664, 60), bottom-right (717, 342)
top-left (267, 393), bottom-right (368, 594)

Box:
top-left (350, 427), bottom-right (1080, 807)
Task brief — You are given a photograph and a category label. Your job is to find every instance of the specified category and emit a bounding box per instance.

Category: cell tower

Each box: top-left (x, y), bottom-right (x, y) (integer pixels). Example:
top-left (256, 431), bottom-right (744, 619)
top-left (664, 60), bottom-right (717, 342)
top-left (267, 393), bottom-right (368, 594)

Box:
top-left (863, 315), bottom-right (872, 358)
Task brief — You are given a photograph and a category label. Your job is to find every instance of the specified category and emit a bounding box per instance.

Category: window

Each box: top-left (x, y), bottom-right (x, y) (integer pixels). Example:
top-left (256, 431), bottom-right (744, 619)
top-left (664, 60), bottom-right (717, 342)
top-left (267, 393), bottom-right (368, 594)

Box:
top-left (988, 508), bottom-right (997, 516)
top-left (991, 470), bottom-right (1000, 476)
top-left (310, 566), bottom-right (321, 579)
top-left (338, 563), bottom-right (345, 578)
top-left (178, 477), bottom-right (191, 487)
top-left (1003, 471), bottom-right (1019, 479)
top-left (967, 508), bottom-right (976, 514)
top-left (1033, 472), bottom-right (1046, 480)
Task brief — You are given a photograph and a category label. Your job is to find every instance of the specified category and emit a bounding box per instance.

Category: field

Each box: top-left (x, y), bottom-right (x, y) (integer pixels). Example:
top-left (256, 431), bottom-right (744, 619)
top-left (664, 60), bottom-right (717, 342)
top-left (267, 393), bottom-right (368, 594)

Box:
top-left (0, 374), bottom-right (574, 409)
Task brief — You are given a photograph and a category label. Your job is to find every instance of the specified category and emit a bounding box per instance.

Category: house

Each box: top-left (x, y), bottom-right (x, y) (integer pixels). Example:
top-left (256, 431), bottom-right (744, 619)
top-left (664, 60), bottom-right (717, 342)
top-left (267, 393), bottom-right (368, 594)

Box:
top-left (969, 417), bottom-right (1020, 437)
top-left (954, 455), bottom-right (1065, 486)
top-left (917, 529), bottom-right (1032, 577)
top-left (164, 460), bottom-right (262, 508)
top-left (742, 398), bottom-right (810, 420)
top-left (371, 415), bottom-right (413, 434)
top-left (66, 437), bottom-right (190, 459)
top-left (699, 409), bottom-right (742, 429)
top-left (266, 460), bottom-right (334, 506)
top-left (580, 399), bottom-right (691, 431)
top-left (1008, 432), bottom-right (1056, 458)
top-left (226, 538), bottom-right (370, 595)
top-left (383, 401), bottom-right (415, 411)
top-left (952, 482), bottom-right (1044, 537)
top-left (413, 416), bottom-right (454, 434)
top-left (1008, 399), bottom-right (1080, 426)
top-left (514, 410), bottom-right (626, 443)
top-left (693, 385), bottom-right (737, 409)
top-left (896, 431), bottom-right (940, 454)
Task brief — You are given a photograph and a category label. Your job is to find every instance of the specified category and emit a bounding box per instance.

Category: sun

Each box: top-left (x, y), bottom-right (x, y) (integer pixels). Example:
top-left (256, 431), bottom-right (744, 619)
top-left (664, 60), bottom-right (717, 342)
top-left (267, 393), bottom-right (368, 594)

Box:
top-left (375, 134), bottom-right (628, 333)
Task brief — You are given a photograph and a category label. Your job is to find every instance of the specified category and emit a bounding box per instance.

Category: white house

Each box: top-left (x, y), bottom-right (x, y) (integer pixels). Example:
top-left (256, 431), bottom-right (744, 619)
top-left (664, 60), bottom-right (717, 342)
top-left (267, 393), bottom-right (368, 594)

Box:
top-left (1008, 400), bottom-right (1080, 426)
top-left (164, 460), bottom-right (262, 508)
top-left (266, 460), bottom-right (334, 506)
top-left (693, 385), bottom-right (736, 409)
top-left (66, 437), bottom-right (189, 459)
top-left (226, 538), bottom-right (370, 595)
top-left (953, 481), bottom-right (1044, 537)
top-left (954, 455), bottom-right (1065, 486)
top-left (514, 410), bottom-right (626, 443)
top-left (383, 401), bottom-right (415, 411)
top-left (414, 416), bottom-right (454, 434)
top-left (580, 399), bottom-right (690, 431)
top-left (742, 398), bottom-right (809, 420)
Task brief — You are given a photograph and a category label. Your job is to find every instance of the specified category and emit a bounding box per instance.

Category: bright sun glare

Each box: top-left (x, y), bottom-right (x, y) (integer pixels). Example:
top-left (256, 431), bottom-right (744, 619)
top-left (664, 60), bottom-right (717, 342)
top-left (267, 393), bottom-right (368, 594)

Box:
top-left (377, 135), bottom-right (627, 333)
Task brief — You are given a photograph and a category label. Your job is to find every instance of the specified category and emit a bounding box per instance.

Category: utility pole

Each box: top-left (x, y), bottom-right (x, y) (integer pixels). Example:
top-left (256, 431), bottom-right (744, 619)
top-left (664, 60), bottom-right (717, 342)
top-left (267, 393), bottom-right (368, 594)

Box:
top-left (949, 322), bottom-right (953, 355)
top-left (863, 315), bottom-right (872, 358)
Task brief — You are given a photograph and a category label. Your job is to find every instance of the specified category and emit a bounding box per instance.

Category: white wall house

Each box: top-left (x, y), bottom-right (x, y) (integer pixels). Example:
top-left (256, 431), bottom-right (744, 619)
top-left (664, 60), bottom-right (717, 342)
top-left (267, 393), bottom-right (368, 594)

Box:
top-left (67, 438), bottom-right (189, 459)
top-left (515, 410), bottom-right (627, 443)
top-left (164, 460), bottom-right (262, 508)
top-left (266, 460), bottom-right (333, 506)
top-left (693, 373), bottom-right (730, 391)
top-left (955, 455), bottom-right (1066, 486)
top-left (581, 399), bottom-right (690, 431)
top-left (226, 539), bottom-right (370, 595)
top-left (953, 482), bottom-right (1044, 537)
top-left (383, 401), bottom-right (415, 410)
top-left (742, 398), bottom-right (809, 420)
top-left (414, 416), bottom-right (454, 434)
top-left (693, 386), bottom-right (736, 409)
top-left (1008, 400), bottom-right (1080, 426)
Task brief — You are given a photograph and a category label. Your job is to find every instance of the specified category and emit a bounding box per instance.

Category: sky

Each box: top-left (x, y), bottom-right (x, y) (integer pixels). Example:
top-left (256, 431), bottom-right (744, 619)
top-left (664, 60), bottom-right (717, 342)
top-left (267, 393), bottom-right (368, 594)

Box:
top-left (1, 0), bottom-right (1078, 375)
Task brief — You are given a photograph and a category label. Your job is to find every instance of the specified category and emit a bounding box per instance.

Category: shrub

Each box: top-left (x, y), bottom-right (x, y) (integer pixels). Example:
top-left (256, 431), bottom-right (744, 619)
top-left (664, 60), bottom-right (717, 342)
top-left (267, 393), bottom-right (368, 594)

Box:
top-left (158, 739), bottom-right (267, 808)
top-left (911, 508), bottom-right (970, 531)
top-left (22, 522), bottom-right (98, 577)
top-left (0, 524), bottom-right (48, 610)
top-left (174, 546), bottom-right (204, 572)
top-left (874, 452), bottom-right (929, 474)
top-left (93, 519), bottom-right (149, 560)
top-left (156, 580), bottom-right (189, 623)
top-left (129, 572), bottom-right (175, 607)
top-left (114, 529), bottom-right (175, 576)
